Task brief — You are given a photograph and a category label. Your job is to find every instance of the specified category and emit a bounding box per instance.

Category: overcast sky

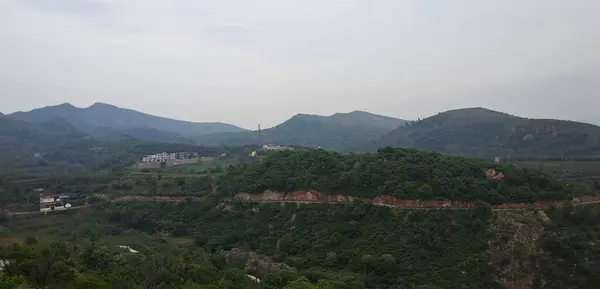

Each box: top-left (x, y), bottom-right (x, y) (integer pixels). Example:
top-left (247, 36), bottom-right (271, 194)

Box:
top-left (1, 0), bottom-right (599, 129)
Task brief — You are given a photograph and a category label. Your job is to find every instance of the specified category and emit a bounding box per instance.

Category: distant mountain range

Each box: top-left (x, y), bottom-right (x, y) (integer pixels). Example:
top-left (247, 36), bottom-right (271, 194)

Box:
top-left (368, 107), bottom-right (600, 158)
top-left (8, 103), bottom-right (247, 143)
top-left (4, 102), bottom-right (600, 160)
top-left (192, 111), bottom-right (407, 151)
top-left (6, 103), bottom-right (407, 150)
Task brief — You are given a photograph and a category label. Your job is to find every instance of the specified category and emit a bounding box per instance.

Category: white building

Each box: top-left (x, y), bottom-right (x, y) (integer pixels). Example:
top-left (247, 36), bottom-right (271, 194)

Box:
top-left (142, 152), bottom-right (176, 163)
top-left (142, 152), bottom-right (198, 163)
top-left (262, 144), bottom-right (294, 151)
top-left (39, 194), bottom-right (71, 212)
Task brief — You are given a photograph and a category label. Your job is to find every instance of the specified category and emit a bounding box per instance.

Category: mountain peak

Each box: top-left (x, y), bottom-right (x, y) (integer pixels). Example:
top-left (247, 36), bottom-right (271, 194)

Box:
top-left (331, 110), bottom-right (385, 118)
top-left (88, 102), bottom-right (119, 109)
top-left (439, 107), bottom-right (515, 120)
top-left (53, 103), bottom-right (77, 109)
top-left (288, 113), bottom-right (326, 122)
top-left (8, 101), bottom-right (247, 141)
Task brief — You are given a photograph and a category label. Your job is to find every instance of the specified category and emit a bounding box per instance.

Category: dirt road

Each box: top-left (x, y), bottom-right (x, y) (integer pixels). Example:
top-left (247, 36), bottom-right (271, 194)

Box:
top-left (234, 191), bottom-right (600, 211)
top-left (8, 192), bottom-right (600, 216)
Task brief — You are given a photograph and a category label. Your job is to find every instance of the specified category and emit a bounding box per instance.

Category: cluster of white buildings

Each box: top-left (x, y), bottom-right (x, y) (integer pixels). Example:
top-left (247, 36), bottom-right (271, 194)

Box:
top-left (37, 189), bottom-right (71, 212)
top-left (141, 152), bottom-right (198, 163)
top-left (262, 144), bottom-right (294, 151)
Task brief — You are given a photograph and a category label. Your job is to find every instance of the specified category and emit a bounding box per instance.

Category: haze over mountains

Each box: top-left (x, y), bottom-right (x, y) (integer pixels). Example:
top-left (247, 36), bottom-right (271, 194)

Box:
top-left (8, 103), bottom-right (247, 144)
top-left (192, 111), bottom-right (407, 151)
top-left (4, 102), bottom-right (600, 160)
top-left (6, 103), bottom-right (408, 151)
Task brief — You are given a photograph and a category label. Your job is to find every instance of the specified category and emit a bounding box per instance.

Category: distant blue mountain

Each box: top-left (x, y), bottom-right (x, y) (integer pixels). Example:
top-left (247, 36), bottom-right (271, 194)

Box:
top-left (8, 102), bottom-right (247, 143)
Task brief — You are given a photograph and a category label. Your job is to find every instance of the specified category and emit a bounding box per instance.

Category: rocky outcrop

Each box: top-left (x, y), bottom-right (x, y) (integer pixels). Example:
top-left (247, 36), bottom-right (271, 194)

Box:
top-left (485, 169), bottom-right (505, 180)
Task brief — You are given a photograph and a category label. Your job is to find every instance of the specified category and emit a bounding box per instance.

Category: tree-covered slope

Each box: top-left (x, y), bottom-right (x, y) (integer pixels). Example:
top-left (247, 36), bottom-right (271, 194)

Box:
top-left (99, 199), bottom-right (600, 289)
top-left (105, 200), bottom-right (496, 289)
top-left (370, 107), bottom-right (600, 158)
top-left (0, 115), bottom-right (231, 170)
top-left (0, 116), bottom-right (87, 164)
top-left (218, 148), bottom-right (583, 204)
top-left (194, 111), bottom-right (405, 151)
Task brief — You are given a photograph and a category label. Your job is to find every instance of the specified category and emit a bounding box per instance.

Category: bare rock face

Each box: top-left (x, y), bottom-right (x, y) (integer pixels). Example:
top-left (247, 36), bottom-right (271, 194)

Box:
top-left (485, 169), bottom-right (505, 180)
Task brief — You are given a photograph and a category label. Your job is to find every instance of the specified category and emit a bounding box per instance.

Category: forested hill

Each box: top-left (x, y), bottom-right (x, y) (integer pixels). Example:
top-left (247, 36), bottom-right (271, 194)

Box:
top-left (368, 107), bottom-right (600, 159)
top-left (218, 148), bottom-right (584, 204)
top-left (0, 115), bottom-right (233, 170)
top-left (194, 111), bottom-right (406, 151)
top-left (0, 116), bottom-right (86, 163)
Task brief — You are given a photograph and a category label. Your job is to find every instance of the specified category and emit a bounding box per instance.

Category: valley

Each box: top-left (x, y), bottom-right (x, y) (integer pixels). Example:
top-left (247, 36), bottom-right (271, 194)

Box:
top-left (3, 2), bottom-right (598, 287)
top-left (2, 146), bottom-right (600, 288)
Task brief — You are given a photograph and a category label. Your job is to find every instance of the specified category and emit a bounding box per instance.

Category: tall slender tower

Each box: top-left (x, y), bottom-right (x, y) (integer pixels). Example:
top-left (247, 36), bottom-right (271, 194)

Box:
top-left (257, 124), bottom-right (262, 145)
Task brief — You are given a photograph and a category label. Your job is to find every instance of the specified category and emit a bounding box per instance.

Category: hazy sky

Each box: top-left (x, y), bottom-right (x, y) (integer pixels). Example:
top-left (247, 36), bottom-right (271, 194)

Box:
top-left (1, 0), bottom-right (599, 129)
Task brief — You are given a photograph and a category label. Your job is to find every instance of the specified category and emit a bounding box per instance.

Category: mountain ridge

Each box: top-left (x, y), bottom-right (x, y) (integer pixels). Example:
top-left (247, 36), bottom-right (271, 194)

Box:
top-left (193, 111), bottom-right (407, 150)
top-left (370, 107), bottom-right (600, 158)
top-left (8, 102), bottom-right (247, 143)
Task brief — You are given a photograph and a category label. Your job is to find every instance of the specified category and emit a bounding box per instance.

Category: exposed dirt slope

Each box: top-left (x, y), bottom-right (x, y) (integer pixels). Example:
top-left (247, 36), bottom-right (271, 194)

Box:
top-left (234, 191), bottom-right (600, 210)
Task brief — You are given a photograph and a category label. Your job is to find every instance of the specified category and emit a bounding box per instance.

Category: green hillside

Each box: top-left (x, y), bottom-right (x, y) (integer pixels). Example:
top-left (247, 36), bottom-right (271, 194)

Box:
top-left (369, 107), bottom-right (600, 159)
top-left (2, 145), bottom-right (600, 288)
top-left (0, 116), bottom-right (86, 165)
top-left (194, 111), bottom-right (405, 151)
top-left (218, 148), bottom-right (586, 204)
top-left (3, 195), bottom-right (599, 288)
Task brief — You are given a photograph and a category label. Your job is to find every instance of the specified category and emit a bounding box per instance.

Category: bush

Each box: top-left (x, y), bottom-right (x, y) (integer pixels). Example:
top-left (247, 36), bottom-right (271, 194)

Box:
top-left (24, 236), bottom-right (38, 245)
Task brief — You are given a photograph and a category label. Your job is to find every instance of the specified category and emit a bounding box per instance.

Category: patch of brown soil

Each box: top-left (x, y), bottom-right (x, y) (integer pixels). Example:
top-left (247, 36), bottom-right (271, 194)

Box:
top-left (234, 191), bottom-right (600, 210)
top-left (0, 236), bottom-right (24, 245)
top-left (114, 196), bottom-right (201, 202)
top-left (485, 169), bottom-right (505, 180)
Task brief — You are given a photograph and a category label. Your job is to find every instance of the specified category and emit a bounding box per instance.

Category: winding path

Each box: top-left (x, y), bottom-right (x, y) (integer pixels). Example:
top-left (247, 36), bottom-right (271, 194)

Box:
top-left (233, 191), bottom-right (600, 211)
top-left (7, 192), bottom-right (600, 216)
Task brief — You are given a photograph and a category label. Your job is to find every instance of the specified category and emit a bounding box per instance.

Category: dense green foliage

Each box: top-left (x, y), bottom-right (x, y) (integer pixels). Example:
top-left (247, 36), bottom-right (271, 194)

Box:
top-left (103, 200), bottom-right (496, 288)
top-left (219, 148), bottom-right (581, 204)
top-left (193, 111), bottom-right (405, 151)
top-left (4, 199), bottom-right (600, 288)
top-left (371, 107), bottom-right (600, 159)
top-left (535, 204), bottom-right (600, 288)
top-left (0, 239), bottom-right (268, 289)
top-left (0, 116), bottom-right (84, 166)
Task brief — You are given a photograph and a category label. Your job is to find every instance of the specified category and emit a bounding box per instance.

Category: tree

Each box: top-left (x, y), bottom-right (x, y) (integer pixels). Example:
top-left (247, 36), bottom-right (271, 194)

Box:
top-left (283, 277), bottom-right (318, 289)
top-left (27, 242), bottom-right (75, 289)
top-left (0, 276), bottom-right (27, 289)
